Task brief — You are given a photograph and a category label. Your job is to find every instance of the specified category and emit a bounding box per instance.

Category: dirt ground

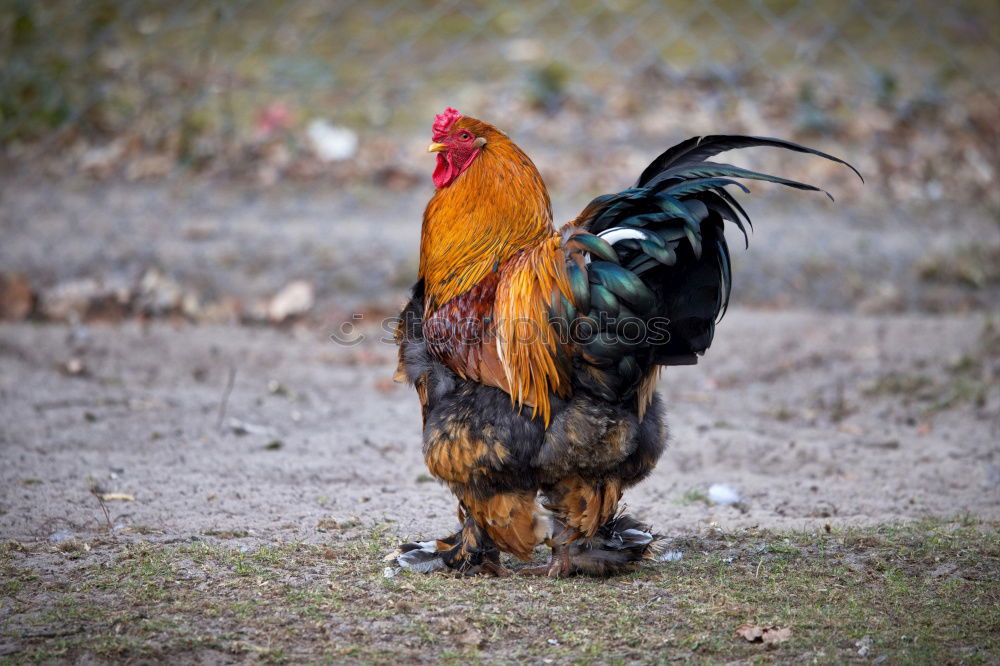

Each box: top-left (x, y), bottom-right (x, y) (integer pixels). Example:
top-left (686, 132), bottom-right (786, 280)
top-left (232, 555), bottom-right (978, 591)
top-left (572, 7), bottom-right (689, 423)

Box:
top-left (2, 310), bottom-right (997, 548)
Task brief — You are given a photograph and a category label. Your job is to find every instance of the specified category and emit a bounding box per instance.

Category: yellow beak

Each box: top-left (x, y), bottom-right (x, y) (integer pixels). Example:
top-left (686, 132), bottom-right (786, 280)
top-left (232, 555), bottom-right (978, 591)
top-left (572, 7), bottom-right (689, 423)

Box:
top-left (427, 142), bottom-right (447, 153)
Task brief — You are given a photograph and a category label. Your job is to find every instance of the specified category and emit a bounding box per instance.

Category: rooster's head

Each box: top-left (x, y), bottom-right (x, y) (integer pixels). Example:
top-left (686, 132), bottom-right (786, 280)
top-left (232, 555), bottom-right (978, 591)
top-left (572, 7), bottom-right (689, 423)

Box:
top-left (427, 107), bottom-right (492, 188)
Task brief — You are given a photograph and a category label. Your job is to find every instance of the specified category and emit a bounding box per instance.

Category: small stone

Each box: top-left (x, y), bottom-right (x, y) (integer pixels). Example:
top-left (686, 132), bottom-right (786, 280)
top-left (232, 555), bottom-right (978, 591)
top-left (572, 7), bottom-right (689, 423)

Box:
top-left (65, 358), bottom-right (86, 376)
top-left (48, 529), bottom-right (74, 543)
top-left (708, 483), bottom-right (741, 505)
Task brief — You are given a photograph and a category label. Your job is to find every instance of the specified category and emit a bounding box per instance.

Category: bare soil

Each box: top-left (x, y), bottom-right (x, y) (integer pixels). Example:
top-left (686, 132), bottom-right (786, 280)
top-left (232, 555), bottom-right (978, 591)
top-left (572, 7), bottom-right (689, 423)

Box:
top-left (1, 311), bottom-right (996, 548)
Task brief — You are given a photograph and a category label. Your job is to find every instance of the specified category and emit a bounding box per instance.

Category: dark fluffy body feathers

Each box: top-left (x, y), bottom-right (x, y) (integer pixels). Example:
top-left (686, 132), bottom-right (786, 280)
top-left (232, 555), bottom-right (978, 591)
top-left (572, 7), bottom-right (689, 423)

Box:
top-left (397, 290), bottom-right (666, 574)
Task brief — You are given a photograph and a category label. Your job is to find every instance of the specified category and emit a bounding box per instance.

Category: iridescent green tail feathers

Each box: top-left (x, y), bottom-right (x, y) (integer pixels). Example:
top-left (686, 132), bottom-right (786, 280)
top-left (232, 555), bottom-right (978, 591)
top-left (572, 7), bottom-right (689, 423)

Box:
top-left (549, 134), bottom-right (860, 402)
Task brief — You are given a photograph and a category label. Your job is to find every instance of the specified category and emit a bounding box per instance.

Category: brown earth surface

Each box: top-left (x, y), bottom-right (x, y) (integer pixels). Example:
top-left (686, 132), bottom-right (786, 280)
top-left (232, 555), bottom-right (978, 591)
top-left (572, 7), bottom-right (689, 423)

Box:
top-left (2, 310), bottom-right (996, 549)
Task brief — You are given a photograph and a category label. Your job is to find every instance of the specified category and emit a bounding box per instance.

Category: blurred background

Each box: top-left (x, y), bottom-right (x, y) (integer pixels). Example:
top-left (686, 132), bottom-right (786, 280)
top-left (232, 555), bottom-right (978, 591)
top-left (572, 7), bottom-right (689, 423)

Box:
top-left (1, 0), bottom-right (997, 324)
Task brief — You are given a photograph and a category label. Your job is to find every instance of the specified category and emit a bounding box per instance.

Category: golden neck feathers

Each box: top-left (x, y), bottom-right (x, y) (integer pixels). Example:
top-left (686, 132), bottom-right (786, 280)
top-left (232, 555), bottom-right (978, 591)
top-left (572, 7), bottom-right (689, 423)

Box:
top-left (418, 130), bottom-right (554, 312)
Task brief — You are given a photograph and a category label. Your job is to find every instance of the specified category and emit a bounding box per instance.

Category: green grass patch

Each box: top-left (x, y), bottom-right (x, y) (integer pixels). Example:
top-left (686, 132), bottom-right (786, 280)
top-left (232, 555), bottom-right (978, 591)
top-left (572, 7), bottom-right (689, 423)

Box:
top-left (1, 518), bottom-right (997, 663)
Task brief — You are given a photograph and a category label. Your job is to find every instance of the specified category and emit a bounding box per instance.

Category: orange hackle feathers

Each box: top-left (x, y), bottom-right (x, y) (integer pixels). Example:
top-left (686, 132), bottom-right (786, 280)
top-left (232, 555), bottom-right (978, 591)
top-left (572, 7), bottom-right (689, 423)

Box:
top-left (419, 115), bottom-right (584, 424)
top-left (418, 113), bottom-right (632, 424)
top-left (419, 117), bottom-right (553, 313)
top-left (492, 234), bottom-right (578, 423)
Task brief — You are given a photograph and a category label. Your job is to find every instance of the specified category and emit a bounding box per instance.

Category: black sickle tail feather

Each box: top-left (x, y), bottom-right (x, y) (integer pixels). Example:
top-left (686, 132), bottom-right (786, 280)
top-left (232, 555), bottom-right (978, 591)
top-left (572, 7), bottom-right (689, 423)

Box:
top-left (553, 135), bottom-right (859, 404)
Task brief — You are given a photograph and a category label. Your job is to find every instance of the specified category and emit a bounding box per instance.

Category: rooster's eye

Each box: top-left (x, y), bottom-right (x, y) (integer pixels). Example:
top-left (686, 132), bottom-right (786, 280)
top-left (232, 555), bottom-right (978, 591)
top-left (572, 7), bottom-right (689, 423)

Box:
top-left (459, 132), bottom-right (471, 141)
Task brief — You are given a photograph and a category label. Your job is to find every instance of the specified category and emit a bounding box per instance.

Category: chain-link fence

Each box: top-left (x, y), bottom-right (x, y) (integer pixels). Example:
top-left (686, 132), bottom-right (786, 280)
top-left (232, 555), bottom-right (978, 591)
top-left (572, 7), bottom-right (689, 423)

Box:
top-left (3, 0), bottom-right (997, 195)
top-left (1, 0), bottom-right (998, 320)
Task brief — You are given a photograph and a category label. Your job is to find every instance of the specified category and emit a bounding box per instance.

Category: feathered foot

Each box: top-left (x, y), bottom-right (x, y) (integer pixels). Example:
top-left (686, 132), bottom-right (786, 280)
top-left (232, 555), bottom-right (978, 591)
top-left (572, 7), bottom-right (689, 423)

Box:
top-left (566, 513), bottom-right (664, 576)
top-left (394, 540), bottom-right (449, 574)
top-left (395, 519), bottom-right (511, 577)
top-left (520, 513), bottom-right (663, 577)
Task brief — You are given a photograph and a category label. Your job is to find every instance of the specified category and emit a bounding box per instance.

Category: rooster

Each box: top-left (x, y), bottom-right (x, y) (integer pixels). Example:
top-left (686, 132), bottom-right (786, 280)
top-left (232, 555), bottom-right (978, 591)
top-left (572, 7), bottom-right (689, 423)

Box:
top-left (394, 107), bottom-right (858, 577)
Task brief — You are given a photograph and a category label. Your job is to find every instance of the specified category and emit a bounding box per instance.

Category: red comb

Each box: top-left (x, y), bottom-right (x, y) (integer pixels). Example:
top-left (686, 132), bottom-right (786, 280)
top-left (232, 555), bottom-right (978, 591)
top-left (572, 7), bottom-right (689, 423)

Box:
top-left (432, 107), bottom-right (462, 140)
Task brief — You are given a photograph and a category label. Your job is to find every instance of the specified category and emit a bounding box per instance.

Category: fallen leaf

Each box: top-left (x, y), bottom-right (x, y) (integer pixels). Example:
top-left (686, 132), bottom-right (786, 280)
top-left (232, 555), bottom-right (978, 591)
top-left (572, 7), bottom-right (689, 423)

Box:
top-left (0, 273), bottom-right (34, 321)
top-left (735, 623), bottom-right (792, 645)
top-left (735, 624), bottom-right (764, 642)
top-left (928, 562), bottom-right (959, 578)
top-left (100, 492), bottom-right (135, 502)
top-left (762, 627), bottom-right (792, 645)
top-left (374, 377), bottom-right (396, 394)
top-left (227, 418), bottom-right (276, 438)
top-left (316, 518), bottom-right (339, 531)
top-left (268, 280), bottom-right (314, 322)
top-left (454, 626), bottom-right (483, 648)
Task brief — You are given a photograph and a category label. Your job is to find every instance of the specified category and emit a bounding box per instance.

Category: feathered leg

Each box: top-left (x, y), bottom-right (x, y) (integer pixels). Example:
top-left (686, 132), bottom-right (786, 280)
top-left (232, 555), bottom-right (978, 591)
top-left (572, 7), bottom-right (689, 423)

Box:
top-left (545, 475), bottom-right (625, 538)
top-left (461, 490), bottom-right (547, 564)
top-left (396, 502), bottom-right (511, 576)
top-left (521, 476), bottom-right (628, 577)
top-left (521, 500), bottom-right (663, 577)
top-left (405, 399), bottom-right (546, 574)
top-left (527, 392), bottom-right (667, 578)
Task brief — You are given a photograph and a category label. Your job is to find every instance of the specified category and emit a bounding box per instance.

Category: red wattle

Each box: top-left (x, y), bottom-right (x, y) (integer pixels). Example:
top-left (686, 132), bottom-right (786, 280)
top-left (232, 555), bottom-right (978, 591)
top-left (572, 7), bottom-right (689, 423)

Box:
top-left (432, 149), bottom-right (481, 189)
top-left (432, 153), bottom-right (455, 188)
